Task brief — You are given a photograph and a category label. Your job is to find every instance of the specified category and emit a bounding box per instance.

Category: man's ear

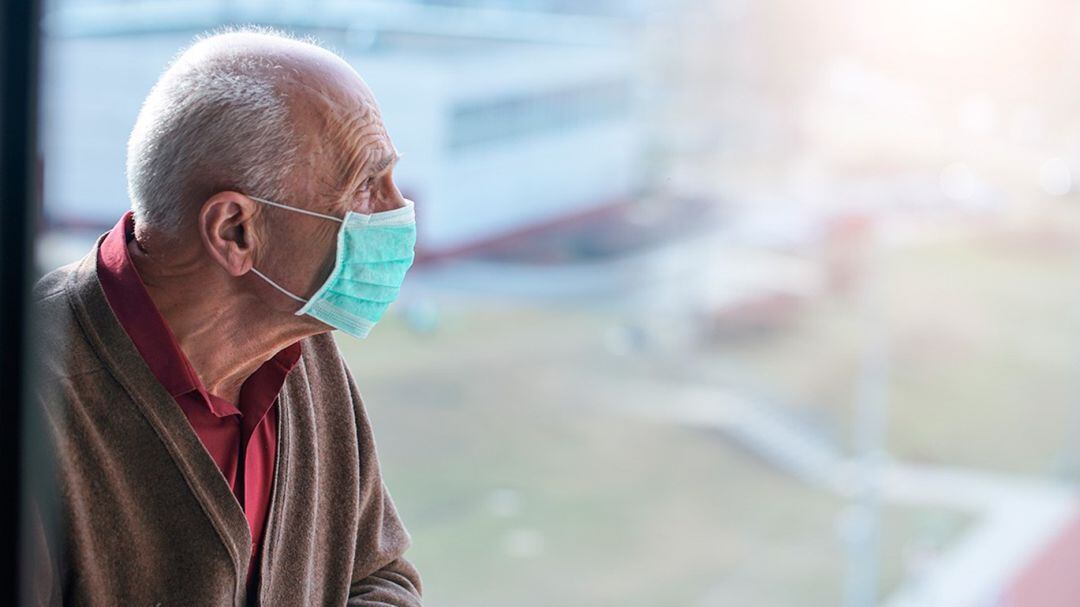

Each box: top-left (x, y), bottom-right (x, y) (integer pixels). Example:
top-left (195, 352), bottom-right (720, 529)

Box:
top-left (198, 191), bottom-right (258, 277)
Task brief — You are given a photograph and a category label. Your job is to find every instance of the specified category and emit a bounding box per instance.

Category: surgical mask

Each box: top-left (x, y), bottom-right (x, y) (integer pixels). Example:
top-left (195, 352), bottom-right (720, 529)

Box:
top-left (248, 195), bottom-right (416, 339)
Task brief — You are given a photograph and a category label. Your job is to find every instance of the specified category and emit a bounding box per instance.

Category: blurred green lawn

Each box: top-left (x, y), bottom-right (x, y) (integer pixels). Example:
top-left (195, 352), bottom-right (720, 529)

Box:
top-left (337, 297), bottom-right (968, 606)
top-left (691, 225), bottom-right (1080, 476)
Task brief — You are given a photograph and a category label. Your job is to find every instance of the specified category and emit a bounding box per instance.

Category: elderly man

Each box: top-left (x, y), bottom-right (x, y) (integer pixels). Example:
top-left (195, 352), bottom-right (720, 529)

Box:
top-left (28, 28), bottom-right (422, 605)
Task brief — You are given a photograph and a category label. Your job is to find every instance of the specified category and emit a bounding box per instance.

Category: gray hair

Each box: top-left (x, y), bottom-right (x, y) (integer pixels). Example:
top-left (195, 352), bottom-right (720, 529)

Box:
top-left (126, 26), bottom-right (318, 236)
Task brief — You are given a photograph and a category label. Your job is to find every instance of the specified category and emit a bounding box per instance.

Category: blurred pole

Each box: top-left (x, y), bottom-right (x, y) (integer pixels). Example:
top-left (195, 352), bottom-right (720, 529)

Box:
top-left (842, 221), bottom-right (889, 607)
top-left (1060, 236), bottom-right (1080, 481)
top-left (0, 0), bottom-right (42, 601)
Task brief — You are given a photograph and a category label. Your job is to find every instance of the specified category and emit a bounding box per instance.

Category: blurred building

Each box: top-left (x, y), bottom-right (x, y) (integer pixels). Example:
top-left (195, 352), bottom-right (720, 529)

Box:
top-left (42, 0), bottom-right (648, 257)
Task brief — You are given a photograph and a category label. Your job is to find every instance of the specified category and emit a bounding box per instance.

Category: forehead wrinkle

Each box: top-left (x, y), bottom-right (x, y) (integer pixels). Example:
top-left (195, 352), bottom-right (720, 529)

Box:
top-left (333, 122), bottom-right (392, 196)
top-left (285, 76), bottom-right (389, 204)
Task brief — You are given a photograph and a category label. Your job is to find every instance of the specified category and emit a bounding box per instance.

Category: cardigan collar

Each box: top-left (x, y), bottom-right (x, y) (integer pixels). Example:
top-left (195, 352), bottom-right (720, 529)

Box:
top-left (62, 236), bottom-right (294, 605)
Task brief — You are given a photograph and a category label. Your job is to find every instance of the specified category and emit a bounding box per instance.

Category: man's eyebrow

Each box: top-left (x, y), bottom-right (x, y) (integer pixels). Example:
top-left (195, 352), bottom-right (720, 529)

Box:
top-left (366, 151), bottom-right (400, 178)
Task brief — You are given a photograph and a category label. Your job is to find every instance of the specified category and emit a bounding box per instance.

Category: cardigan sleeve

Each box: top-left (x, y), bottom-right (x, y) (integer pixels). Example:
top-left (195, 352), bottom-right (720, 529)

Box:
top-left (23, 389), bottom-right (65, 607)
top-left (343, 363), bottom-right (424, 606)
top-left (22, 496), bottom-right (63, 607)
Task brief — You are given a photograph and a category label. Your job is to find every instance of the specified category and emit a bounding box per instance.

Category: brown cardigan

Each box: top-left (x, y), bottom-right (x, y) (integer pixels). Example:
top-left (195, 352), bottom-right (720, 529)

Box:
top-left (24, 238), bottom-right (423, 606)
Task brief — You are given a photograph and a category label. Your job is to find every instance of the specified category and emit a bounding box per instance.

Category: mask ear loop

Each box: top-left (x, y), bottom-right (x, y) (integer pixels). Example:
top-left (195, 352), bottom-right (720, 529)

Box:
top-left (247, 194), bottom-right (346, 312)
top-left (250, 267), bottom-right (308, 308)
top-left (248, 195), bottom-right (344, 223)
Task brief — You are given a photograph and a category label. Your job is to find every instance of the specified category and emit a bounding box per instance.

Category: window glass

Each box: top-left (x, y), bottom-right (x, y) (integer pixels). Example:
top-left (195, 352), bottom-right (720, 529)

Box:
top-left (39, 1), bottom-right (1080, 605)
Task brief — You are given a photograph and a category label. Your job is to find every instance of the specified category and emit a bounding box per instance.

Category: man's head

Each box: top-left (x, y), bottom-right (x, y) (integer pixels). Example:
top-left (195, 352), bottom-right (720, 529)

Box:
top-left (125, 27), bottom-right (406, 334)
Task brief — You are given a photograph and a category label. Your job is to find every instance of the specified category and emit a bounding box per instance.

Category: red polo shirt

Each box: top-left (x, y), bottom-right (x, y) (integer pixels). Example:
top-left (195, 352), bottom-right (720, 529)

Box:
top-left (96, 212), bottom-right (301, 595)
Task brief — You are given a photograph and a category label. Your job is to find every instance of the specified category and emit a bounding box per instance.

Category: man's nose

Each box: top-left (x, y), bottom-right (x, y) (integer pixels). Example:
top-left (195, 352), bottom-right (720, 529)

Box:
top-left (379, 177), bottom-right (407, 212)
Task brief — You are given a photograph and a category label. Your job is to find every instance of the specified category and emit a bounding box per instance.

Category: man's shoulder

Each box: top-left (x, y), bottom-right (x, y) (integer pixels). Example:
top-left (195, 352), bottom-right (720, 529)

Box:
top-left (31, 255), bottom-right (105, 380)
top-left (33, 259), bottom-right (81, 301)
top-left (32, 258), bottom-right (87, 339)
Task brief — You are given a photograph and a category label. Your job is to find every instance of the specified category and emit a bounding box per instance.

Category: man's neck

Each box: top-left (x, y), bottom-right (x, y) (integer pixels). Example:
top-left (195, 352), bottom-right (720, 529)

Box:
top-left (127, 238), bottom-right (310, 404)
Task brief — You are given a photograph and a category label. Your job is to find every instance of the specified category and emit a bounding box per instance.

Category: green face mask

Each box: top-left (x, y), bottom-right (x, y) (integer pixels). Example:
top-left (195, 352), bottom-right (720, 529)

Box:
top-left (248, 195), bottom-right (416, 339)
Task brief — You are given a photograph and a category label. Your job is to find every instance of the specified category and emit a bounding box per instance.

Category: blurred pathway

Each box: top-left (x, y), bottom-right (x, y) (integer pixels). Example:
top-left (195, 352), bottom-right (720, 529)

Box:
top-left (577, 374), bottom-right (1079, 607)
top-left (881, 465), bottom-right (1078, 607)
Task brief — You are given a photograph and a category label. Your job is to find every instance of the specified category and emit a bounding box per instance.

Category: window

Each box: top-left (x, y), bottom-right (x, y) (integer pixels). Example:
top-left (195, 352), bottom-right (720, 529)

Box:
top-left (448, 78), bottom-right (632, 150)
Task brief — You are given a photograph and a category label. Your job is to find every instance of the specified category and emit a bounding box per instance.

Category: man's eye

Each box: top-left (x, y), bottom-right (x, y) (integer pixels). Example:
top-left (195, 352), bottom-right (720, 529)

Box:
top-left (359, 177), bottom-right (374, 192)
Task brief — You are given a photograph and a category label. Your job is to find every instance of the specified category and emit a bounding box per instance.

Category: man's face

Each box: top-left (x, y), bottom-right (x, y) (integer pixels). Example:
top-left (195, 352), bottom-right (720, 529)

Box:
top-left (270, 152), bottom-right (405, 300)
top-left (253, 69), bottom-right (408, 322)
